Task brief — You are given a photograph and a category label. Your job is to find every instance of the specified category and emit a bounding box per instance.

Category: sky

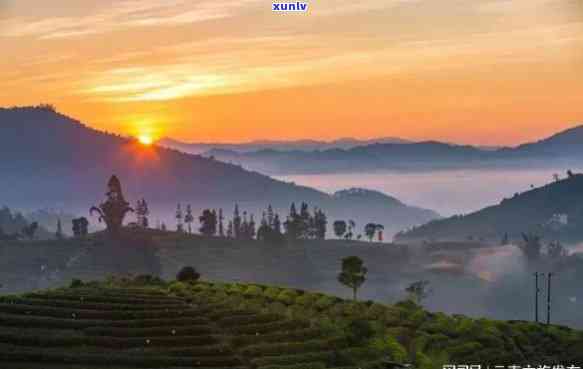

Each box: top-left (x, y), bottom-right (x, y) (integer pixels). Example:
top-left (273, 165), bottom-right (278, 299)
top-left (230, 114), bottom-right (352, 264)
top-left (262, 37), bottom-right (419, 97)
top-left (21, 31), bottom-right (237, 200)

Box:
top-left (1, 0), bottom-right (582, 145)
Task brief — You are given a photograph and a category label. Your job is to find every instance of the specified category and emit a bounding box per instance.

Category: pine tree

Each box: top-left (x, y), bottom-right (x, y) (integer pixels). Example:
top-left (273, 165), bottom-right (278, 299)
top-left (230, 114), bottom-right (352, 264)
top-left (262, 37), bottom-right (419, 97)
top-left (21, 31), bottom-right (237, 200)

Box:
top-left (273, 214), bottom-right (282, 234)
top-left (199, 209), bottom-right (217, 237)
top-left (249, 214), bottom-right (256, 240)
top-left (184, 204), bottom-right (194, 234)
top-left (233, 204), bottom-right (241, 239)
top-left (218, 208), bottom-right (224, 237)
top-left (176, 203), bottom-right (183, 233)
top-left (267, 205), bottom-right (275, 227)
top-left (55, 218), bottom-right (64, 240)
top-left (227, 221), bottom-right (234, 238)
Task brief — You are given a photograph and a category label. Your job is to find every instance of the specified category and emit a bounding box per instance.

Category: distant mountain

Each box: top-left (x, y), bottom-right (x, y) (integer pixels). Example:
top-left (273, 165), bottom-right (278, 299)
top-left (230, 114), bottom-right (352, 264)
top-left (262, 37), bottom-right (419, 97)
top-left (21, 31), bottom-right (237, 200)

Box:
top-left (395, 173), bottom-right (583, 243)
top-left (158, 136), bottom-right (412, 154)
top-left (0, 106), bottom-right (437, 237)
top-left (200, 125), bottom-right (583, 174)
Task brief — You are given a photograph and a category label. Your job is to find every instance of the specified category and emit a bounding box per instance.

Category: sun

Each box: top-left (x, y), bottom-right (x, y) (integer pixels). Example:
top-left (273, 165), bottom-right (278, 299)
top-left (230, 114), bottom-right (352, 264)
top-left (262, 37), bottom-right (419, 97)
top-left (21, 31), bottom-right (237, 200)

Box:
top-left (138, 135), bottom-right (153, 145)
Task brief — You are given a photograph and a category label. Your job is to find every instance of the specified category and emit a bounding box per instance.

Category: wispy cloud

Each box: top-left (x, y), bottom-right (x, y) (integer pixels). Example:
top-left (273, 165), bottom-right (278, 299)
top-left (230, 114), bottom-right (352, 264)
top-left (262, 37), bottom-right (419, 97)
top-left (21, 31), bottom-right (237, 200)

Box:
top-left (0, 0), bottom-right (262, 39)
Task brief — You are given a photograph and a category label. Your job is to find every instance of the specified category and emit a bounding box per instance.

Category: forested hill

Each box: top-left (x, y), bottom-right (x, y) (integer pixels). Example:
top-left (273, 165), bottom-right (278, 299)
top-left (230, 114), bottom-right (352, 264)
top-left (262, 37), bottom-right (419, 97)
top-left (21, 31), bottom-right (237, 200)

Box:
top-left (395, 173), bottom-right (583, 243)
top-left (0, 106), bottom-right (438, 236)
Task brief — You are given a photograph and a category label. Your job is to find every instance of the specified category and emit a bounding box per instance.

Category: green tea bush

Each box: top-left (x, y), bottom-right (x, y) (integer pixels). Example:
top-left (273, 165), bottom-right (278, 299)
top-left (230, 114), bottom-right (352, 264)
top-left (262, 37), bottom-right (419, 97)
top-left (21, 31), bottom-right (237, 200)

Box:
top-left (230, 328), bottom-right (323, 347)
top-left (371, 334), bottom-right (408, 363)
top-left (244, 285), bottom-right (263, 298)
top-left (264, 287), bottom-right (281, 300)
top-left (251, 351), bottom-right (333, 367)
top-left (276, 289), bottom-right (299, 305)
top-left (314, 296), bottom-right (335, 311)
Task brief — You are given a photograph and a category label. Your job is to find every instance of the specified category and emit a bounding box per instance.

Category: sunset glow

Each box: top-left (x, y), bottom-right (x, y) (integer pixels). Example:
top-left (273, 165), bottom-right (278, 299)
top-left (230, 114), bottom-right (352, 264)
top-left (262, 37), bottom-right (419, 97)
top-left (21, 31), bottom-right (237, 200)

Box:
top-left (138, 135), bottom-right (153, 146)
top-left (1, 0), bottom-right (582, 145)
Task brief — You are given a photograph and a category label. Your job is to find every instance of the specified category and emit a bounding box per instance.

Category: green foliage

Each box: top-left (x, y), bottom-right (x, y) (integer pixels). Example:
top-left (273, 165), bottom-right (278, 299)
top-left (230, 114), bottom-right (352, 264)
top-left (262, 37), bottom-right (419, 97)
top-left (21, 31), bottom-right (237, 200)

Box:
top-left (338, 256), bottom-right (367, 300)
top-left (345, 319), bottom-right (375, 345)
top-left (277, 289), bottom-right (299, 305)
top-left (314, 295), bottom-right (335, 311)
top-left (371, 334), bottom-right (408, 363)
top-left (69, 279), bottom-right (84, 288)
top-left (175, 266), bottom-right (200, 283)
top-left (244, 285), bottom-right (264, 297)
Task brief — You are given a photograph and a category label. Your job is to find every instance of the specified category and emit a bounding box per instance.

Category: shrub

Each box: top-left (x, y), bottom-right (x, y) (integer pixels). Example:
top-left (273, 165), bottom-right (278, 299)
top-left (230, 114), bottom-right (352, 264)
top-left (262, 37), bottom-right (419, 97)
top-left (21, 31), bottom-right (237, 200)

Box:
top-left (176, 266), bottom-right (200, 283)
top-left (314, 296), bottom-right (335, 311)
top-left (133, 274), bottom-right (164, 285)
top-left (277, 290), bottom-right (299, 305)
top-left (70, 279), bottom-right (83, 288)
top-left (168, 281), bottom-right (188, 296)
top-left (244, 285), bottom-right (263, 298)
top-left (264, 287), bottom-right (281, 300)
top-left (296, 293), bottom-right (318, 308)
top-left (345, 319), bottom-right (375, 345)
top-left (371, 334), bottom-right (408, 363)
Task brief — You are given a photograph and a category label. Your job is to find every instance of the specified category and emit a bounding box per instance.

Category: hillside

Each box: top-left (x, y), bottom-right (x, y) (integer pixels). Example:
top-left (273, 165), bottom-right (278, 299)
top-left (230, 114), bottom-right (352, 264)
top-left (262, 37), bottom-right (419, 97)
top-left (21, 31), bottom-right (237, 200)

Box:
top-left (202, 125), bottom-right (583, 175)
top-left (0, 106), bottom-right (438, 236)
top-left (395, 173), bottom-right (583, 243)
top-left (1, 279), bottom-right (583, 368)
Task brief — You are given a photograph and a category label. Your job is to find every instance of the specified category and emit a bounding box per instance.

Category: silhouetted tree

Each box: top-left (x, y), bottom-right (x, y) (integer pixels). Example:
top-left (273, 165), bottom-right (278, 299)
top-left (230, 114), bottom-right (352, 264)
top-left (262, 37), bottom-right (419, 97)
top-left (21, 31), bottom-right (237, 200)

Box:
top-left (72, 217), bottom-right (89, 237)
top-left (567, 170), bottom-right (574, 178)
top-left (313, 208), bottom-right (327, 240)
top-left (365, 223), bottom-right (384, 242)
top-left (233, 204), bottom-right (241, 239)
top-left (176, 266), bottom-right (200, 283)
top-left (199, 209), bottom-right (217, 237)
top-left (90, 175), bottom-right (133, 235)
top-left (22, 222), bottom-right (38, 240)
top-left (547, 240), bottom-right (567, 259)
top-left (338, 256), bottom-right (367, 301)
top-left (55, 219), bottom-right (64, 240)
top-left (406, 280), bottom-right (432, 305)
top-left (184, 204), bottom-right (194, 234)
top-left (227, 220), bottom-right (234, 238)
top-left (334, 220), bottom-right (347, 239)
top-left (218, 208), bottom-right (224, 237)
top-left (175, 203), bottom-right (184, 233)
top-left (135, 199), bottom-right (150, 228)
top-left (520, 233), bottom-right (543, 261)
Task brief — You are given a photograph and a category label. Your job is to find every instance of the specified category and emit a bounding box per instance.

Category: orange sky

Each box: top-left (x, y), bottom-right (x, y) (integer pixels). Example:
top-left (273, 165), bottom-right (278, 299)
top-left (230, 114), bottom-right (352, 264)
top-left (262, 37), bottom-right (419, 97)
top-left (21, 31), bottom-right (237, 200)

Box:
top-left (1, 0), bottom-right (582, 145)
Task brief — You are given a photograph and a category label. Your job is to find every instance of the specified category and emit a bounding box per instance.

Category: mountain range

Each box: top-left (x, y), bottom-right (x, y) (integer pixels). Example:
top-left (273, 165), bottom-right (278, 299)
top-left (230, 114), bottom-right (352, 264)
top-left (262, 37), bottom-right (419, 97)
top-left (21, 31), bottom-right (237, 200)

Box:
top-left (193, 126), bottom-right (583, 174)
top-left (0, 106), bottom-right (438, 237)
top-left (158, 136), bottom-right (412, 154)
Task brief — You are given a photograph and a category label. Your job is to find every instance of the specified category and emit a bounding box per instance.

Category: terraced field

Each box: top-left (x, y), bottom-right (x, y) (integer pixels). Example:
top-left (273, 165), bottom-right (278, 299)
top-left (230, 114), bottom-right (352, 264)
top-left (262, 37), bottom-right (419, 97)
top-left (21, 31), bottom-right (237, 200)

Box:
top-left (0, 286), bottom-right (365, 369)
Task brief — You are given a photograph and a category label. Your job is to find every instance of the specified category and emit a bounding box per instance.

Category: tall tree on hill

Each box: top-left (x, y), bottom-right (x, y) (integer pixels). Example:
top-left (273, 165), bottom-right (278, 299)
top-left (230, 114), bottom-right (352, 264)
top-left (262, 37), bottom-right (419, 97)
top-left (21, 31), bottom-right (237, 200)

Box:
top-left (314, 208), bottom-right (327, 240)
top-left (520, 233), bottom-right (543, 261)
top-left (267, 205), bottom-right (275, 227)
top-left (55, 219), bottom-right (64, 240)
top-left (273, 214), bottom-right (282, 235)
top-left (72, 217), bottom-right (89, 237)
top-left (22, 222), bottom-right (38, 240)
top-left (227, 220), bottom-right (234, 238)
top-left (90, 175), bottom-right (134, 235)
top-left (364, 223), bottom-right (384, 242)
top-left (175, 203), bottom-right (184, 233)
top-left (233, 204), bottom-right (241, 239)
top-left (334, 220), bottom-right (347, 239)
top-left (346, 220), bottom-right (356, 240)
top-left (218, 208), bottom-right (224, 237)
top-left (199, 209), bottom-right (217, 237)
top-left (184, 204), bottom-right (194, 234)
top-left (135, 199), bottom-right (150, 228)
top-left (284, 202), bottom-right (301, 241)
top-left (249, 214), bottom-right (256, 240)
top-left (338, 256), bottom-right (367, 301)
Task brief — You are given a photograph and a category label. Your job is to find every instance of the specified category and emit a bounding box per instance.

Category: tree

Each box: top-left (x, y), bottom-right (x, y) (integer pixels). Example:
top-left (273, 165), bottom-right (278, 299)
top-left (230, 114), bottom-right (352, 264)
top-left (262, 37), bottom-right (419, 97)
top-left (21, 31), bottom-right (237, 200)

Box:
top-left (218, 209), bottom-right (224, 237)
top-left (72, 217), bottom-right (89, 237)
top-left (55, 219), bottom-right (64, 240)
top-left (184, 204), bottom-right (194, 234)
top-left (135, 199), bottom-right (150, 228)
top-left (338, 256), bottom-right (367, 301)
top-left (226, 221), bottom-right (234, 238)
top-left (346, 220), bottom-right (356, 240)
top-left (567, 170), bottom-right (574, 178)
top-left (233, 204), bottom-right (241, 239)
top-left (267, 205), bottom-right (275, 227)
top-left (406, 280), bottom-right (432, 305)
top-left (22, 222), bottom-right (38, 240)
top-left (547, 240), bottom-right (567, 259)
top-left (199, 209), bottom-right (217, 237)
top-left (90, 175), bottom-right (134, 235)
top-left (364, 223), bottom-right (379, 242)
top-left (314, 208), bottom-right (327, 240)
top-left (520, 233), bottom-right (543, 261)
top-left (176, 266), bottom-right (200, 283)
top-left (175, 204), bottom-right (184, 233)
top-left (333, 220), bottom-right (347, 239)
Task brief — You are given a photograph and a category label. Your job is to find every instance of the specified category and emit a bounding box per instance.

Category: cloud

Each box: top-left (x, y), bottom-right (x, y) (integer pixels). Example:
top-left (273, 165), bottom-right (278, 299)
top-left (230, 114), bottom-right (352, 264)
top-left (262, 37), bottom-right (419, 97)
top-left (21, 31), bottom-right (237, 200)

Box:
top-left (0, 0), bottom-right (262, 39)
